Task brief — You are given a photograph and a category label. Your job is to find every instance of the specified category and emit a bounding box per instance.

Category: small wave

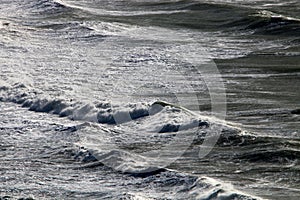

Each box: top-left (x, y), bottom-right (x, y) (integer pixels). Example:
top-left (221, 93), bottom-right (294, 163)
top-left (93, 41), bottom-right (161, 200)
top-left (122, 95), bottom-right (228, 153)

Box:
top-left (237, 148), bottom-right (300, 163)
top-left (229, 10), bottom-right (300, 36)
top-left (55, 0), bottom-right (189, 16)
top-left (171, 3), bottom-right (300, 36)
top-left (35, 22), bottom-right (90, 30)
top-left (26, 0), bottom-right (72, 16)
top-left (192, 176), bottom-right (262, 200)
top-left (231, 136), bottom-right (300, 163)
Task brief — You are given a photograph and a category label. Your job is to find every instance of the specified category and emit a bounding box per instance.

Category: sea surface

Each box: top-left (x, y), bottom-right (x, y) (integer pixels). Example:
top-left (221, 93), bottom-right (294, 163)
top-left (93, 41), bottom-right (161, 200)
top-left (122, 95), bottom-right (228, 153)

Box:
top-left (0, 0), bottom-right (300, 199)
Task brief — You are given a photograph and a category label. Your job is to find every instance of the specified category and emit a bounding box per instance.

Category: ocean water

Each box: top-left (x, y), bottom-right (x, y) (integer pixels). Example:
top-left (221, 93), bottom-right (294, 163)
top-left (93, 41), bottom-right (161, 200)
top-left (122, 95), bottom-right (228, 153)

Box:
top-left (0, 0), bottom-right (299, 199)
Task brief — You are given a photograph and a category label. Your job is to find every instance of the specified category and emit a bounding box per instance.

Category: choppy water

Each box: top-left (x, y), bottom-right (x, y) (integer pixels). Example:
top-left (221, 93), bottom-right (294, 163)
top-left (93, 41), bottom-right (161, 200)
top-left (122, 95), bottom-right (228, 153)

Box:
top-left (0, 0), bottom-right (299, 199)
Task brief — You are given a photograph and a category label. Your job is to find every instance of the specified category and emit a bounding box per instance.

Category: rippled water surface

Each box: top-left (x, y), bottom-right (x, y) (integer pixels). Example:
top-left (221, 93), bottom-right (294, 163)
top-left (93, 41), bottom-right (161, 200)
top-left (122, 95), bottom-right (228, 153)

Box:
top-left (0, 0), bottom-right (299, 199)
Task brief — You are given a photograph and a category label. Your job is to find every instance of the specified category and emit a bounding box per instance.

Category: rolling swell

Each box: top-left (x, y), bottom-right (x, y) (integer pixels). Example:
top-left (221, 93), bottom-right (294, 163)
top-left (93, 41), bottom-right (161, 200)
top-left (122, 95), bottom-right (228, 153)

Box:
top-left (177, 2), bottom-right (300, 36)
top-left (33, 0), bottom-right (300, 37)
top-left (228, 11), bottom-right (300, 36)
top-left (8, 0), bottom-right (299, 43)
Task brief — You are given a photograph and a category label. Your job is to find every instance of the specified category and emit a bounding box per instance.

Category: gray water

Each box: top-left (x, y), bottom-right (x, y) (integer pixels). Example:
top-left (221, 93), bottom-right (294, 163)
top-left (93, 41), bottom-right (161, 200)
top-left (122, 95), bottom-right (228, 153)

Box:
top-left (0, 0), bottom-right (299, 199)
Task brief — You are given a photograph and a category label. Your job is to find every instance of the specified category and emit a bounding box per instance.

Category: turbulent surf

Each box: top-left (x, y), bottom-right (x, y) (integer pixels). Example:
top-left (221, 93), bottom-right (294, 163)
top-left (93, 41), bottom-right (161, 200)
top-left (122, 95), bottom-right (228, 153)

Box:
top-left (0, 0), bottom-right (299, 199)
